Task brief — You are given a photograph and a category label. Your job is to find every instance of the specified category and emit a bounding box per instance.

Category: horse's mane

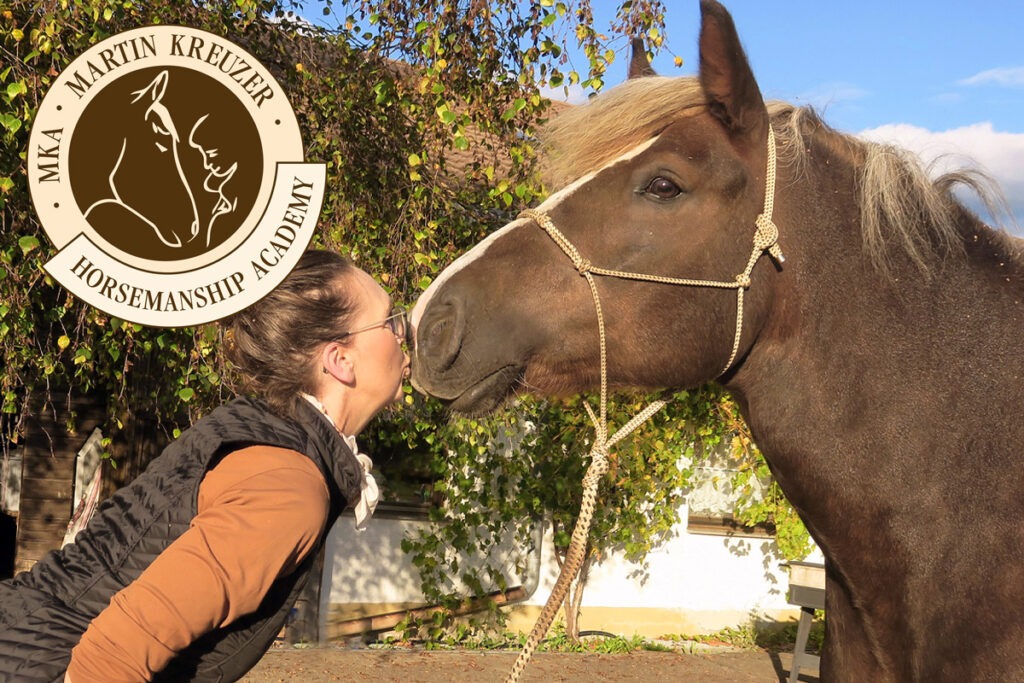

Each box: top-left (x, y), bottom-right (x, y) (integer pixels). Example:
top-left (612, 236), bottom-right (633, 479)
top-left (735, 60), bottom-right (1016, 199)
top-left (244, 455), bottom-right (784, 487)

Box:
top-left (541, 76), bottom-right (1012, 276)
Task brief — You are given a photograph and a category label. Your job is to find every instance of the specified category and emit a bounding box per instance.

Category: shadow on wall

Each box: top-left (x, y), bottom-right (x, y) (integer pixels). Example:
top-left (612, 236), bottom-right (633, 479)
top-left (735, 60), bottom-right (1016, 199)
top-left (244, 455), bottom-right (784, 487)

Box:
top-left (725, 536), bottom-right (784, 597)
top-left (319, 512), bottom-right (541, 639)
top-left (324, 516), bottom-right (434, 606)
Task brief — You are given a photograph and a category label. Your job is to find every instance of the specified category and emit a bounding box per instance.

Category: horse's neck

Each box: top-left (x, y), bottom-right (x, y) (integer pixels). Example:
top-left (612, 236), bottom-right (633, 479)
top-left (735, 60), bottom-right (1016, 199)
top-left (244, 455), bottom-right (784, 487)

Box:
top-left (728, 183), bottom-right (1024, 575)
top-left (738, 163), bottom-right (1024, 408)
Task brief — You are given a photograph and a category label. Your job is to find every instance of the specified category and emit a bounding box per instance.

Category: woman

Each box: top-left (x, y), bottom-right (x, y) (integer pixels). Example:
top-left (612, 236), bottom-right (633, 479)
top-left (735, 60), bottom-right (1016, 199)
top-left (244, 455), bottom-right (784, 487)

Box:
top-left (0, 250), bottom-right (410, 682)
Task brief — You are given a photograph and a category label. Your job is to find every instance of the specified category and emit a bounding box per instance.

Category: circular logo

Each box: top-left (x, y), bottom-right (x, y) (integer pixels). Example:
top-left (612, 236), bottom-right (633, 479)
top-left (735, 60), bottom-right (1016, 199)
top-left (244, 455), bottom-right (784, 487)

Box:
top-left (28, 26), bottom-right (325, 327)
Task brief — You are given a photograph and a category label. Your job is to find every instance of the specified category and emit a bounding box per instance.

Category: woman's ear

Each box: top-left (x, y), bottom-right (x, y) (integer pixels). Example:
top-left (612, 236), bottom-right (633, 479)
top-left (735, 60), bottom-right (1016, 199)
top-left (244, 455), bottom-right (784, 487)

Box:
top-left (321, 341), bottom-right (356, 385)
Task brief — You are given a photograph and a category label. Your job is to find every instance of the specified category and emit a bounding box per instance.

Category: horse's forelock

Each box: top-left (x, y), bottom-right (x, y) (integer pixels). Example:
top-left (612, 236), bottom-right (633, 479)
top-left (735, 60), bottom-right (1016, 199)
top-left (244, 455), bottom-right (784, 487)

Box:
top-left (540, 76), bottom-right (706, 186)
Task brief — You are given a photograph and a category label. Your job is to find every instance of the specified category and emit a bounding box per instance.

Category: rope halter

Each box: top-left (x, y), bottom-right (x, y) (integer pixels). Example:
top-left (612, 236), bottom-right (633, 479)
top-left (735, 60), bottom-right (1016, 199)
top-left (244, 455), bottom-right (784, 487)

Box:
top-left (503, 128), bottom-right (783, 683)
top-left (521, 126), bottom-right (783, 380)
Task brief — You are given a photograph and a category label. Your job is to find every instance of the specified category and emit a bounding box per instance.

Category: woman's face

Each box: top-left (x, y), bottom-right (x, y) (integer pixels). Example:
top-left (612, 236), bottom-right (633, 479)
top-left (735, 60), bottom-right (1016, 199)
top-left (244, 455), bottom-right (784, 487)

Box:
top-left (343, 268), bottom-right (410, 413)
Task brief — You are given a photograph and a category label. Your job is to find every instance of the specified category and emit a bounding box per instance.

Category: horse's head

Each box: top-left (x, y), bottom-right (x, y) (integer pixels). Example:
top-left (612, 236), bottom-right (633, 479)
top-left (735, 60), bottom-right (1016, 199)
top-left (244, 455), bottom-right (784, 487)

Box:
top-left (411, 0), bottom-right (781, 414)
top-left (105, 70), bottom-right (202, 247)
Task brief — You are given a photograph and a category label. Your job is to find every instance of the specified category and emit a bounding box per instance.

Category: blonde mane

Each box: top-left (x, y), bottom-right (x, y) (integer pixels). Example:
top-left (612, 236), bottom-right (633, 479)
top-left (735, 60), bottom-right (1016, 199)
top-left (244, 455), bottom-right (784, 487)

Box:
top-left (540, 76), bottom-right (1009, 275)
top-left (540, 77), bottom-right (705, 186)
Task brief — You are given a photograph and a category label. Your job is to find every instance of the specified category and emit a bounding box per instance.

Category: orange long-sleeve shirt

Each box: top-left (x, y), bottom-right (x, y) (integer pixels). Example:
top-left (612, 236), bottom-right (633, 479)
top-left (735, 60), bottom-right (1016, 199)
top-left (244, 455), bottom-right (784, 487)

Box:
top-left (66, 445), bottom-right (330, 682)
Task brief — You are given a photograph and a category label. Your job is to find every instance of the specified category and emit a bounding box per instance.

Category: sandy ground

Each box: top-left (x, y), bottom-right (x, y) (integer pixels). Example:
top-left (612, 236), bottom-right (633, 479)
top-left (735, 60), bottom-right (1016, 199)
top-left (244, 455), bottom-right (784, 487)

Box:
top-left (241, 646), bottom-right (821, 682)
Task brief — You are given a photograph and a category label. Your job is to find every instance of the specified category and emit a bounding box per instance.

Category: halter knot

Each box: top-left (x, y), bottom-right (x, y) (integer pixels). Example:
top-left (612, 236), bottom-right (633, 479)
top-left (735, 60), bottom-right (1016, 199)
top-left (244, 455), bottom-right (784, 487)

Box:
top-left (575, 258), bottom-right (592, 275)
top-left (587, 449), bottom-right (610, 473)
top-left (754, 212), bottom-right (784, 263)
top-left (754, 213), bottom-right (779, 247)
top-left (735, 273), bottom-right (752, 289)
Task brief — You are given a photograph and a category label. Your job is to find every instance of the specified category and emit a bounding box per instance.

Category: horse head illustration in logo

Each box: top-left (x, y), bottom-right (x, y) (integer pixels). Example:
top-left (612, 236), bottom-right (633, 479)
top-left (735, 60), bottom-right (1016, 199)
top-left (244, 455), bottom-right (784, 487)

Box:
top-left (74, 67), bottom-right (258, 261)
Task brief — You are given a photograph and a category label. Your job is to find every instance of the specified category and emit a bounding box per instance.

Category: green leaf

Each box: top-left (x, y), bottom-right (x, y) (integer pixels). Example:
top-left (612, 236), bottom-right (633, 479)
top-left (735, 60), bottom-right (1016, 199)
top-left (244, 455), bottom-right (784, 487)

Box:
top-left (177, 387), bottom-right (195, 402)
top-left (435, 104), bottom-right (456, 125)
top-left (18, 235), bottom-right (39, 255)
top-left (0, 114), bottom-right (22, 135)
top-left (5, 81), bottom-right (26, 100)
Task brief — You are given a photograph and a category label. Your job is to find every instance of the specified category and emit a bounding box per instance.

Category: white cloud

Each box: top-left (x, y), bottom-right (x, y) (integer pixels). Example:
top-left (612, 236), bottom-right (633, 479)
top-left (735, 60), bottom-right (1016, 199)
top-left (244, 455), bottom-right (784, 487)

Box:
top-left (958, 66), bottom-right (1024, 88)
top-left (538, 82), bottom-right (591, 106)
top-left (858, 122), bottom-right (1024, 234)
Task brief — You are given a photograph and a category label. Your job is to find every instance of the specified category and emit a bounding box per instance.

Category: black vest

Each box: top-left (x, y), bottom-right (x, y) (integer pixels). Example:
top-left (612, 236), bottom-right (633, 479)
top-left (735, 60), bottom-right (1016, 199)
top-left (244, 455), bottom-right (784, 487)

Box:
top-left (0, 397), bottom-right (363, 682)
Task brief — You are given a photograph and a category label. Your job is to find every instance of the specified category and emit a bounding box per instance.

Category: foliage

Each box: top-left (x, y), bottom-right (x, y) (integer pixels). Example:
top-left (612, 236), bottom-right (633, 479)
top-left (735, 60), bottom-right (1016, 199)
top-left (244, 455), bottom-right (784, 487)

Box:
top-left (535, 623), bottom-right (648, 654)
top-left (382, 619), bottom-right (652, 655)
top-left (0, 0), bottom-right (808, 641)
top-left (398, 384), bottom-right (809, 641)
top-left (661, 610), bottom-right (826, 653)
top-left (703, 395), bottom-right (812, 560)
top-left (379, 618), bottom-right (830, 654)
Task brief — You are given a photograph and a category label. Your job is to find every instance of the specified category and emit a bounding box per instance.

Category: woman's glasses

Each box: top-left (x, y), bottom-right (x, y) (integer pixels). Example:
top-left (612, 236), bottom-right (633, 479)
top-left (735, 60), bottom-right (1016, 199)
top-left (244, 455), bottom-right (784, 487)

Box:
top-left (338, 306), bottom-right (408, 345)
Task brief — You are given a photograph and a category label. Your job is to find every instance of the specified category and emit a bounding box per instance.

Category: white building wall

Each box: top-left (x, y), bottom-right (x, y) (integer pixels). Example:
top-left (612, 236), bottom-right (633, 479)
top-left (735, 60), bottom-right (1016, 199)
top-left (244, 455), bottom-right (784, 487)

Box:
top-left (321, 501), bottom-right (799, 639)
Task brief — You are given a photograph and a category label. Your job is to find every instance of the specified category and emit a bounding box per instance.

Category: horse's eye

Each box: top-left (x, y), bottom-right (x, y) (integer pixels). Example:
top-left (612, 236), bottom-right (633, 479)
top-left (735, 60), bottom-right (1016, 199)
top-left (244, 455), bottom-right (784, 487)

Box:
top-left (644, 176), bottom-right (682, 200)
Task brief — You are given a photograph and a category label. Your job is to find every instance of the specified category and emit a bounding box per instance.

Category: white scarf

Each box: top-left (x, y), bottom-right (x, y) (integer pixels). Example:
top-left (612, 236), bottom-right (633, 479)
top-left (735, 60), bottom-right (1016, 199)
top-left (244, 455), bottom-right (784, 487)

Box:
top-left (299, 393), bottom-right (380, 530)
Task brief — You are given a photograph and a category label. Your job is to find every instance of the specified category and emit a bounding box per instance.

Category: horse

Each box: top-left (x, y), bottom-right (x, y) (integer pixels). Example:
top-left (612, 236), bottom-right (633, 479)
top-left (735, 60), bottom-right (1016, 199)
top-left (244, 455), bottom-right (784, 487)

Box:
top-left (409, 1), bottom-right (1024, 681)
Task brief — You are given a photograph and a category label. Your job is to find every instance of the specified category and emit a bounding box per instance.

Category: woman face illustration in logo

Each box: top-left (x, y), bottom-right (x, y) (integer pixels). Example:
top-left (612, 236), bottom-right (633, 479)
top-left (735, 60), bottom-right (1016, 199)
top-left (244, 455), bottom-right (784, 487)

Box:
top-left (70, 66), bottom-right (263, 261)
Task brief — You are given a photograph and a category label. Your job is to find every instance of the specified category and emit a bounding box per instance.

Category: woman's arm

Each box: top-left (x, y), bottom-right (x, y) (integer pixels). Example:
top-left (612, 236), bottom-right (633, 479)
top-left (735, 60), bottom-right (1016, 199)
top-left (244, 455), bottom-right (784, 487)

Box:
top-left (66, 446), bottom-right (329, 682)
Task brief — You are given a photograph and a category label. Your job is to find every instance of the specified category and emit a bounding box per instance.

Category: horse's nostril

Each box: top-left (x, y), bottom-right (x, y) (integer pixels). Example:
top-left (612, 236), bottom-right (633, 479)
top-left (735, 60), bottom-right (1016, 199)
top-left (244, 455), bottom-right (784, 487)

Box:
top-left (418, 299), bottom-right (464, 374)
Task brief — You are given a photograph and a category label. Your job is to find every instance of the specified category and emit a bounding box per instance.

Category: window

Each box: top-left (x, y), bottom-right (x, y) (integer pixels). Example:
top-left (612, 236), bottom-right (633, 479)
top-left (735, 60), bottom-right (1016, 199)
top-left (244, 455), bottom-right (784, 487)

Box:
top-left (685, 441), bottom-right (774, 538)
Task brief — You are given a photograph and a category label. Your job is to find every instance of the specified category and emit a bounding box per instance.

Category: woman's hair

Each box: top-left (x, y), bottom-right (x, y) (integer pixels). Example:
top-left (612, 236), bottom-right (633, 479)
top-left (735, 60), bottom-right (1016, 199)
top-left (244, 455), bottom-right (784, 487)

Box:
top-left (224, 249), bottom-right (357, 417)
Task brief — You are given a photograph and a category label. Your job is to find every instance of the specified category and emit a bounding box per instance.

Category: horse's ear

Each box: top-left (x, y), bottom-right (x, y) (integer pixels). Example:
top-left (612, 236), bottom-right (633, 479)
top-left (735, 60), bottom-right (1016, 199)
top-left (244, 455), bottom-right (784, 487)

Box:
top-left (698, 0), bottom-right (767, 138)
top-left (628, 37), bottom-right (657, 79)
top-left (151, 70), bottom-right (169, 102)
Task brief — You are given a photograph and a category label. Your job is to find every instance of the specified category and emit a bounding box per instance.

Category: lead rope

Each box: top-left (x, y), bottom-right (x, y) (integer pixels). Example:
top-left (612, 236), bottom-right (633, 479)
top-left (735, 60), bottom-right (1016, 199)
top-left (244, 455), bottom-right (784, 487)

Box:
top-left (501, 232), bottom-right (667, 683)
top-left (503, 129), bottom-right (782, 683)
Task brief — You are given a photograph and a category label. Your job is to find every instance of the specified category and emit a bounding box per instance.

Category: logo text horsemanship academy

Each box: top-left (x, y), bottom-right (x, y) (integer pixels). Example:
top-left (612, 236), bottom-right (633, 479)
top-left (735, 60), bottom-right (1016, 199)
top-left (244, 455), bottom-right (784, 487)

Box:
top-left (28, 26), bottom-right (325, 327)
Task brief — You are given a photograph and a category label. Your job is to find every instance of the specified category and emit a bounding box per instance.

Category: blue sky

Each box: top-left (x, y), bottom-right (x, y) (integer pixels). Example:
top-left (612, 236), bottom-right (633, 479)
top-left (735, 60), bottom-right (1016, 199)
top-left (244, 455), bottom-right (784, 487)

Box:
top-left (299, 1), bottom-right (1023, 231)
top-left (561, 1), bottom-right (1024, 232)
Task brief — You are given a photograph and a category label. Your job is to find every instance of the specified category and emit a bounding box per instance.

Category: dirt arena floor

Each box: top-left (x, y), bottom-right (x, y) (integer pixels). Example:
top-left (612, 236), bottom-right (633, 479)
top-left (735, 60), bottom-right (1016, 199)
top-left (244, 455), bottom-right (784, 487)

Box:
top-left (242, 646), bottom-right (821, 682)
